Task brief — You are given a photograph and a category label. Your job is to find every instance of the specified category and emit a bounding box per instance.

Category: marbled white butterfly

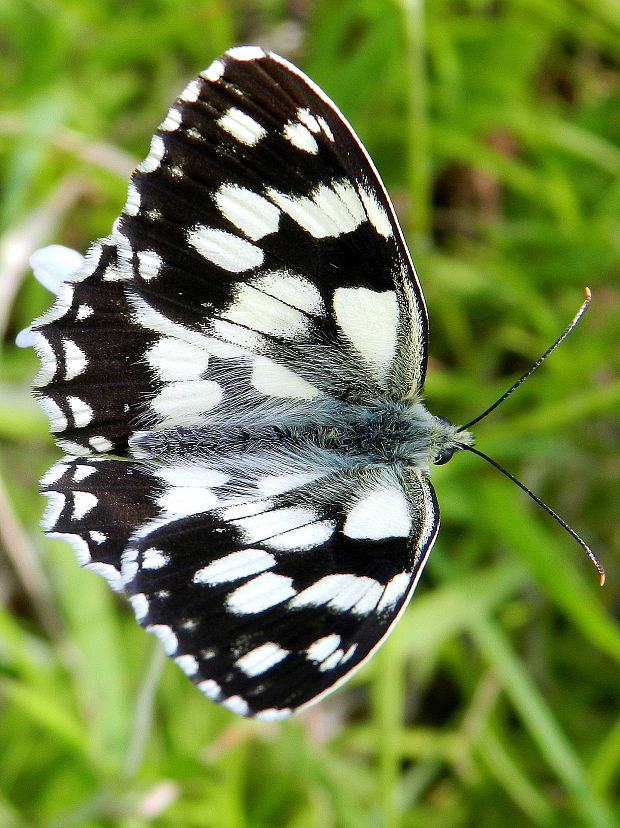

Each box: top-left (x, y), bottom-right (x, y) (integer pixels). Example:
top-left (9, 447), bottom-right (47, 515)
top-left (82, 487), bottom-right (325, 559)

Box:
top-left (25, 46), bottom-right (602, 720)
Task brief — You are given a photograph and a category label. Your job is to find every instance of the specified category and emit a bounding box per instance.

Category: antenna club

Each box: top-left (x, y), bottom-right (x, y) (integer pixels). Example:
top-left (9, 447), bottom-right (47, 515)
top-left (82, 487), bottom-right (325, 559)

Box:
top-left (584, 286), bottom-right (591, 302)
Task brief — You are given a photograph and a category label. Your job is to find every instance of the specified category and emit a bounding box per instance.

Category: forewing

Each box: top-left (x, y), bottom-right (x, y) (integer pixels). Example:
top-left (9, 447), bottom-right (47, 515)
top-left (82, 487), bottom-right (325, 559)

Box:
top-left (41, 458), bottom-right (439, 717)
top-left (117, 46), bottom-right (428, 408)
top-left (32, 48), bottom-right (428, 454)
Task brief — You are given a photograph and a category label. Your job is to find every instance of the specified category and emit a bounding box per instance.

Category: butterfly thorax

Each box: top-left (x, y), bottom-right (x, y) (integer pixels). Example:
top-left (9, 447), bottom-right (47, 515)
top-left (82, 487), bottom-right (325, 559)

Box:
top-left (303, 398), bottom-right (470, 471)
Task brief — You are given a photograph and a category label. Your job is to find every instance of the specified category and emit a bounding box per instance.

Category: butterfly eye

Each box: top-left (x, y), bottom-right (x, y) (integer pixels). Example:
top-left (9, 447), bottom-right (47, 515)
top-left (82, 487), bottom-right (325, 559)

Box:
top-left (433, 446), bottom-right (456, 466)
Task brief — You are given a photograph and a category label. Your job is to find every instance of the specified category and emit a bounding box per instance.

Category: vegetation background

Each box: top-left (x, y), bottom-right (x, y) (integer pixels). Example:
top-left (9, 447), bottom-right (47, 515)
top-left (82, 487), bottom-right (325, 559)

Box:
top-left (1, 1), bottom-right (619, 825)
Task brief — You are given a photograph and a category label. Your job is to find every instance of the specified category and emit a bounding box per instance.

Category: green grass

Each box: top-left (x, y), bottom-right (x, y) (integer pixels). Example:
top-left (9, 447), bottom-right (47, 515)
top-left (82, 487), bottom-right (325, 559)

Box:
top-left (1, 1), bottom-right (619, 825)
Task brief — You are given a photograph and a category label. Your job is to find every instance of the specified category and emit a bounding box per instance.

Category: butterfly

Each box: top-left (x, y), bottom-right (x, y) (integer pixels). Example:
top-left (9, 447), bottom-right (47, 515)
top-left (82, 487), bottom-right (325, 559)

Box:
top-left (26, 46), bottom-right (598, 721)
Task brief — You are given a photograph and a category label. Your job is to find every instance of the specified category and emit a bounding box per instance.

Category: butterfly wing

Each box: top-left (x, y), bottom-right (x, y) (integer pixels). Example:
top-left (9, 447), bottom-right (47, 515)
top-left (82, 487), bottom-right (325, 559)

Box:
top-left (32, 47), bottom-right (440, 716)
top-left (118, 47), bottom-right (428, 406)
top-left (41, 456), bottom-right (438, 718)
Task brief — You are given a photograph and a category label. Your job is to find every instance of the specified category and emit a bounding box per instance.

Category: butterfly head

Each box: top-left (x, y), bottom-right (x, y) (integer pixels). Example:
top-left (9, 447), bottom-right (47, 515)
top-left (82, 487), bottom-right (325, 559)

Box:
top-left (430, 416), bottom-right (473, 466)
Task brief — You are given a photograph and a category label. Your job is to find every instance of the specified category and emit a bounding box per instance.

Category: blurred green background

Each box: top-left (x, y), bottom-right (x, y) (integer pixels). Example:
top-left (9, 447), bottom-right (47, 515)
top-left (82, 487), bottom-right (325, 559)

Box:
top-left (1, 1), bottom-right (619, 826)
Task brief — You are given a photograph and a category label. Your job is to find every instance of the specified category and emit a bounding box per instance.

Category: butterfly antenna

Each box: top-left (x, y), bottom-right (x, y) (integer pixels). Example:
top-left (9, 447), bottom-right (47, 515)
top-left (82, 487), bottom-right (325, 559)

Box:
top-left (457, 443), bottom-right (605, 585)
top-left (457, 287), bottom-right (591, 433)
top-left (453, 288), bottom-right (604, 585)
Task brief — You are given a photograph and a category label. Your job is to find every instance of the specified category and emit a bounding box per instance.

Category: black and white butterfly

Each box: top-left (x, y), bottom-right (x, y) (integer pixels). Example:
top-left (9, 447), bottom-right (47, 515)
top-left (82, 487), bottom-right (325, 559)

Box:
top-left (27, 45), bottom-right (521, 720)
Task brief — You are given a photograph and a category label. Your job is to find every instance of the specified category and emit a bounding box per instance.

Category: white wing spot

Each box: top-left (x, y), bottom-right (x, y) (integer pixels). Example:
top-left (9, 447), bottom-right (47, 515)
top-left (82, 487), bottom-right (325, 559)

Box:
top-left (341, 643), bottom-right (357, 664)
top-left (235, 642), bottom-right (289, 677)
top-left (72, 464), bottom-right (95, 482)
top-left (226, 45), bottom-right (265, 62)
top-left (31, 334), bottom-right (56, 384)
top-left (376, 572), bottom-right (412, 614)
top-left (263, 520), bottom-right (336, 553)
top-left (188, 225), bottom-right (263, 272)
top-left (318, 117), bottom-right (334, 141)
top-left (141, 548), bottom-right (170, 570)
top-left (41, 462), bottom-right (70, 486)
top-left (214, 183), bottom-right (280, 240)
top-left (219, 500), bottom-right (274, 521)
top-left (39, 396), bottom-right (68, 432)
top-left (67, 396), bottom-right (93, 427)
top-left (85, 562), bottom-right (121, 590)
top-left (218, 107), bottom-right (266, 146)
top-left (251, 358), bottom-right (320, 400)
top-left (222, 696), bottom-right (249, 716)
top-left (179, 79), bottom-right (201, 103)
top-left (343, 484), bottom-right (411, 540)
top-left (249, 271), bottom-right (325, 315)
top-left (76, 304), bottom-right (93, 320)
top-left (71, 490), bottom-right (98, 520)
top-left (226, 572), bottom-right (296, 615)
top-left (137, 250), bottom-right (162, 282)
top-left (147, 624), bottom-right (178, 655)
top-left (41, 491), bottom-right (65, 529)
top-left (231, 506), bottom-right (319, 544)
top-left (257, 471), bottom-right (321, 497)
top-left (155, 465), bottom-right (229, 489)
top-left (182, 619), bottom-right (199, 632)
top-left (138, 134), bottom-right (165, 173)
top-left (254, 707), bottom-right (292, 721)
top-left (160, 107), bottom-right (182, 131)
top-left (175, 654), bottom-right (199, 676)
top-left (198, 679), bottom-right (221, 700)
top-left (332, 179), bottom-right (366, 225)
top-left (306, 634), bottom-right (341, 664)
top-left (319, 649), bottom-right (344, 671)
top-left (125, 182), bottom-right (141, 215)
top-left (89, 436), bottom-right (113, 451)
top-left (333, 287), bottom-right (398, 375)
top-left (283, 121), bottom-right (319, 154)
top-left (150, 380), bottom-right (223, 424)
top-left (194, 548), bottom-right (276, 586)
top-left (289, 574), bottom-right (383, 616)
top-left (146, 337), bottom-right (209, 382)
top-left (358, 183), bottom-right (393, 238)
top-left (88, 530), bottom-right (107, 544)
top-left (297, 108), bottom-right (320, 133)
top-left (210, 318), bottom-right (266, 352)
top-left (57, 439), bottom-right (91, 455)
top-left (130, 593), bottom-right (149, 621)
top-left (202, 59), bottom-right (225, 82)
top-left (62, 340), bottom-right (87, 380)
top-left (267, 179), bottom-right (365, 238)
top-left (222, 283), bottom-right (309, 338)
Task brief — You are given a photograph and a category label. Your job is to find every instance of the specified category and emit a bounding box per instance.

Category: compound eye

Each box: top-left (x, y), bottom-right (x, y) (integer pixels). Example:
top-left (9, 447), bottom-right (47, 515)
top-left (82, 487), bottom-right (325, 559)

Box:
top-left (433, 446), bottom-right (455, 466)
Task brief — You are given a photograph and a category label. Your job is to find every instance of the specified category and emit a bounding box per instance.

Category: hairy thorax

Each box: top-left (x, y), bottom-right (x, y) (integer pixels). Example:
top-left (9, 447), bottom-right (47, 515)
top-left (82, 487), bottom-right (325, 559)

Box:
top-left (304, 399), bottom-right (470, 471)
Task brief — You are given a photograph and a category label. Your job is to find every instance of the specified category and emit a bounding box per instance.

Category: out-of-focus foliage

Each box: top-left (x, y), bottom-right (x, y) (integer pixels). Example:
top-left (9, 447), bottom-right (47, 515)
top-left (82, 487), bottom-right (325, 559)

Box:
top-left (1, 1), bottom-right (618, 826)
